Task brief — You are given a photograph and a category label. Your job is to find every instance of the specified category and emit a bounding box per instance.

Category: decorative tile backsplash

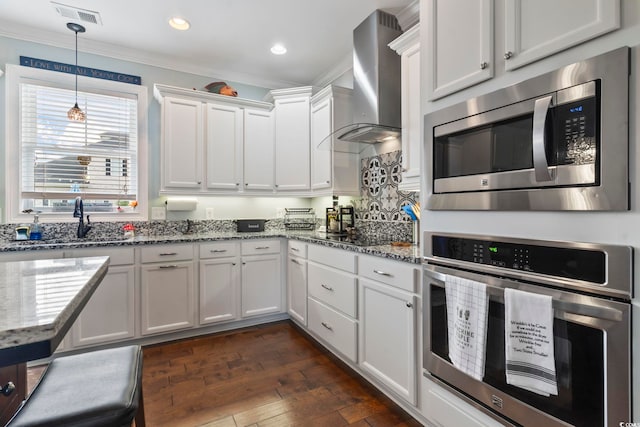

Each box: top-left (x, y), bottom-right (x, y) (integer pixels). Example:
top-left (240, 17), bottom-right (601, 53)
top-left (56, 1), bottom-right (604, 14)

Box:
top-left (351, 150), bottom-right (419, 222)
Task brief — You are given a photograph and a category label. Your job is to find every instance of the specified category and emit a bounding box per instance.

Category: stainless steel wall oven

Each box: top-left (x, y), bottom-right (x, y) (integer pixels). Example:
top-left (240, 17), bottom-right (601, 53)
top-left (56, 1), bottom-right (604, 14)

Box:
top-left (422, 232), bottom-right (632, 426)
top-left (425, 47), bottom-right (630, 211)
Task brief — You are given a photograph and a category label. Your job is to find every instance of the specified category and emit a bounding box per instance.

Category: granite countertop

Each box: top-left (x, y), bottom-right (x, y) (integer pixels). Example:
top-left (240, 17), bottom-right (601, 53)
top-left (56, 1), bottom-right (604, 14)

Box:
top-left (0, 256), bottom-right (109, 366)
top-left (0, 231), bottom-right (421, 263)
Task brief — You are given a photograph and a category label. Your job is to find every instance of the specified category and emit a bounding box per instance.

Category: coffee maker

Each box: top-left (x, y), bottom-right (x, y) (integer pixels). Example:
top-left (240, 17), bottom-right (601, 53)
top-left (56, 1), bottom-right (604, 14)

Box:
top-left (325, 206), bottom-right (354, 235)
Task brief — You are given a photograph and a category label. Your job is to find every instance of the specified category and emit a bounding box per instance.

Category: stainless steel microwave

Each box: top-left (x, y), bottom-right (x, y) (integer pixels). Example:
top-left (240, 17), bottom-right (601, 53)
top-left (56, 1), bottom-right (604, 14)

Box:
top-left (426, 47), bottom-right (630, 211)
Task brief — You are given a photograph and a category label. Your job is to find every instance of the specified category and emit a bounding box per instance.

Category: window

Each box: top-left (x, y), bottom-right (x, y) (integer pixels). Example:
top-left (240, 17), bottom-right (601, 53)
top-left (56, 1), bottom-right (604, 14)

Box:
top-left (5, 64), bottom-right (148, 222)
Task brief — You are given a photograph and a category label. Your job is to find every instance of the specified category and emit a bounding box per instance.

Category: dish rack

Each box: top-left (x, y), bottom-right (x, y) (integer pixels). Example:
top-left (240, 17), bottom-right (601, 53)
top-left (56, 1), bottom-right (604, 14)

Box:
top-left (284, 208), bottom-right (316, 230)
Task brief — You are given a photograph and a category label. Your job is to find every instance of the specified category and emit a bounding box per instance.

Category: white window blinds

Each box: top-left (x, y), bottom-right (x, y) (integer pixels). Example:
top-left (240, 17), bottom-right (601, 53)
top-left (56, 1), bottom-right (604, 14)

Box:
top-left (20, 83), bottom-right (138, 214)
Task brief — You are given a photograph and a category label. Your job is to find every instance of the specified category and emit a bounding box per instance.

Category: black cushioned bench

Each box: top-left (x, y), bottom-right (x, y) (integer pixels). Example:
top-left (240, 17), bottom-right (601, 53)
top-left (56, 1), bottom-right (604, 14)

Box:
top-left (7, 345), bottom-right (145, 427)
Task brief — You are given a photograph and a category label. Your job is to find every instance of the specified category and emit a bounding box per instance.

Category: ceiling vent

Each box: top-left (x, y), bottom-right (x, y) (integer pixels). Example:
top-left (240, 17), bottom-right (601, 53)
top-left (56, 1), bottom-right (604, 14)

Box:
top-left (52, 2), bottom-right (103, 25)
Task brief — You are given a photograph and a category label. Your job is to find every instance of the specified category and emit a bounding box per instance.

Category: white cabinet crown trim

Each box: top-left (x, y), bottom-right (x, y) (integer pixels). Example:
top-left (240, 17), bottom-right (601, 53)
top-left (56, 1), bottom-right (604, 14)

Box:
top-left (154, 83), bottom-right (273, 110)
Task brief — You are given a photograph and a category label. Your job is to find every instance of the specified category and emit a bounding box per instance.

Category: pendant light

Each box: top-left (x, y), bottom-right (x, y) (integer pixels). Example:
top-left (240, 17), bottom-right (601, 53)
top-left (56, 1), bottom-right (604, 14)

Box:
top-left (67, 22), bottom-right (86, 122)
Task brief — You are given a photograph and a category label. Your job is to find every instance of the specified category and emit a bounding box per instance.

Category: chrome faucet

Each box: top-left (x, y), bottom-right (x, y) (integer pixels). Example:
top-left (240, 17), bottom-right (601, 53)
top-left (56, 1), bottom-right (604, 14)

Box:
top-left (73, 196), bottom-right (92, 238)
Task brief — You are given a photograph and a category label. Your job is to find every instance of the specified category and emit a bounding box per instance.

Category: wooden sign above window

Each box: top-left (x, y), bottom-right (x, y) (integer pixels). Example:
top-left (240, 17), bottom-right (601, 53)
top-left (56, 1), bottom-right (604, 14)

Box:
top-left (20, 56), bottom-right (141, 85)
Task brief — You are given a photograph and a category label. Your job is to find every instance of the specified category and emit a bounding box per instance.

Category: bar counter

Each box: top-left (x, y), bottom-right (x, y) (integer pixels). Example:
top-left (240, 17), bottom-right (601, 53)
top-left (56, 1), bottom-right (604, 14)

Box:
top-left (0, 256), bottom-right (109, 366)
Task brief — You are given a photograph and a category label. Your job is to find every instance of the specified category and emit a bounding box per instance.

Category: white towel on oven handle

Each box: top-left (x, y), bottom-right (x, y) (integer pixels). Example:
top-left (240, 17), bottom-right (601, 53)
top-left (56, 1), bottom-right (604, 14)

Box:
top-left (445, 275), bottom-right (489, 381)
top-left (504, 288), bottom-right (558, 396)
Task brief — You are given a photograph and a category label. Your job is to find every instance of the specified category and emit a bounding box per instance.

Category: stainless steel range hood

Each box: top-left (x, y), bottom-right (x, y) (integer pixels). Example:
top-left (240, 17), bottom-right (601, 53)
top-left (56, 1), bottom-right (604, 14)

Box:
top-left (321, 10), bottom-right (403, 154)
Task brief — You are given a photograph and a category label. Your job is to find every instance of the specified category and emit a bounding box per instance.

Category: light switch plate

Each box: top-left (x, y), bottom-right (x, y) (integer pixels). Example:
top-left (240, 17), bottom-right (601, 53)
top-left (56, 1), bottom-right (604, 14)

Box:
top-left (205, 207), bottom-right (215, 219)
top-left (151, 206), bottom-right (166, 220)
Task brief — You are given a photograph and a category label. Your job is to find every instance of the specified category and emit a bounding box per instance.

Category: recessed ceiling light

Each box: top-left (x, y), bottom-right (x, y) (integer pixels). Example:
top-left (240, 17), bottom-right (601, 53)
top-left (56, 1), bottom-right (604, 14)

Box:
top-left (270, 44), bottom-right (287, 55)
top-left (169, 17), bottom-right (190, 31)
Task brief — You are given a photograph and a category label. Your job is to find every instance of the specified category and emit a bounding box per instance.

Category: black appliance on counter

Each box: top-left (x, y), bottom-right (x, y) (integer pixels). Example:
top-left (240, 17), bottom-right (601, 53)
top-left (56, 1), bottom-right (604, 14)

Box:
top-left (325, 206), bottom-right (354, 235)
top-left (236, 219), bottom-right (266, 232)
top-left (422, 231), bottom-right (632, 427)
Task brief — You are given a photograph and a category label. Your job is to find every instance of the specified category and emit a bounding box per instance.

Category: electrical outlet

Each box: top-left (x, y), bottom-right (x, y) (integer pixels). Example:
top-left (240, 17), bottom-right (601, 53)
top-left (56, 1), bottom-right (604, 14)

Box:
top-left (151, 206), bottom-right (166, 220)
top-left (205, 207), bottom-right (215, 220)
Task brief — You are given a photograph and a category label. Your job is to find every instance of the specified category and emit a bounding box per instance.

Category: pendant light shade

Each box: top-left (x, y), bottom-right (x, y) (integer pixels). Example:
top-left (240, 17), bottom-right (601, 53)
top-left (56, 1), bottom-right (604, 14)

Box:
top-left (67, 22), bottom-right (86, 122)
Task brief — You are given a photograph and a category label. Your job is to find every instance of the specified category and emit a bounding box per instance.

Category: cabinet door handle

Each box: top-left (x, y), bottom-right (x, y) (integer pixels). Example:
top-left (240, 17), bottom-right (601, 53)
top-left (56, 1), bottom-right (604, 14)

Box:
top-left (159, 252), bottom-right (178, 256)
top-left (406, 302), bottom-right (413, 308)
top-left (321, 284), bottom-right (334, 292)
top-left (1, 382), bottom-right (15, 396)
top-left (504, 51), bottom-right (513, 60)
top-left (480, 61), bottom-right (488, 70)
top-left (255, 246), bottom-right (270, 250)
top-left (210, 249), bottom-right (227, 253)
top-left (321, 322), bottom-right (333, 331)
top-left (159, 265), bottom-right (178, 269)
top-left (373, 269), bottom-right (393, 277)
top-left (290, 258), bottom-right (301, 265)
top-left (232, 263), bottom-right (237, 266)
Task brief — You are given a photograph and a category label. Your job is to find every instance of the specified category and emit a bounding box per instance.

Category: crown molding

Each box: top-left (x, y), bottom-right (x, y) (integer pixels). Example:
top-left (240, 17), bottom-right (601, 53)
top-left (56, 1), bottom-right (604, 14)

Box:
top-left (396, 0), bottom-right (420, 31)
top-left (389, 24), bottom-right (420, 54)
top-left (311, 52), bottom-right (353, 89)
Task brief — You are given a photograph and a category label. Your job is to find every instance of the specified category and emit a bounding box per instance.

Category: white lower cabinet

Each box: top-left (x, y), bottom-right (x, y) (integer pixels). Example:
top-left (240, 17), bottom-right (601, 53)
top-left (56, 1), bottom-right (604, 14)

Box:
top-left (287, 247), bottom-right (307, 325)
top-left (199, 242), bottom-right (240, 325)
top-left (64, 247), bottom-right (136, 348)
top-left (359, 277), bottom-right (417, 405)
top-left (306, 244), bottom-right (358, 362)
top-left (241, 240), bottom-right (283, 318)
top-left (140, 244), bottom-right (195, 335)
top-left (308, 297), bottom-right (357, 362)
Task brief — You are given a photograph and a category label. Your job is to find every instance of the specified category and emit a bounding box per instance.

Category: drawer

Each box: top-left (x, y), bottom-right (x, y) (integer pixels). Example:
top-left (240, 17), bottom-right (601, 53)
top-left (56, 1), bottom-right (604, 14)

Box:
top-left (308, 244), bottom-right (356, 273)
top-left (308, 263), bottom-right (357, 317)
top-left (199, 241), bottom-right (238, 259)
top-left (241, 239), bottom-right (281, 255)
top-left (288, 240), bottom-right (307, 258)
top-left (141, 244), bottom-right (194, 263)
top-left (358, 255), bottom-right (417, 293)
top-left (64, 247), bottom-right (134, 266)
top-left (308, 297), bottom-right (357, 362)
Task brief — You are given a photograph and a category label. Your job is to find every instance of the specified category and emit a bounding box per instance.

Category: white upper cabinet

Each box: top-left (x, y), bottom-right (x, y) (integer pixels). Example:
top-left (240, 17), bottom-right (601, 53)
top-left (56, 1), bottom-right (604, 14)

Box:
top-left (271, 87), bottom-right (313, 192)
top-left (310, 86), bottom-right (359, 196)
top-left (154, 84), bottom-right (274, 195)
top-left (205, 103), bottom-right (243, 190)
top-left (244, 108), bottom-right (275, 191)
top-left (423, 0), bottom-right (620, 100)
top-left (504, 0), bottom-right (620, 70)
top-left (390, 24), bottom-right (421, 192)
top-left (161, 96), bottom-right (204, 189)
top-left (425, 0), bottom-right (494, 100)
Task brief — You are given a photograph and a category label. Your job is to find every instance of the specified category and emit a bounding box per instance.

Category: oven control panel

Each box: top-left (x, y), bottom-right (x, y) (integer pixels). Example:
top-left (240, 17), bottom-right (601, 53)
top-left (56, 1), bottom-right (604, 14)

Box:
top-left (431, 235), bottom-right (605, 284)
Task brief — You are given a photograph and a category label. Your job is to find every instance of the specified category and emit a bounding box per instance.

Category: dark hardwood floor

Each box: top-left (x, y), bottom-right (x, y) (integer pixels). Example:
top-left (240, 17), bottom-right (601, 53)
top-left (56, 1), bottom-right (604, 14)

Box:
top-left (27, 321), bottom-right (423, 426)
top-left (141, 321), bottom-right (422, 427)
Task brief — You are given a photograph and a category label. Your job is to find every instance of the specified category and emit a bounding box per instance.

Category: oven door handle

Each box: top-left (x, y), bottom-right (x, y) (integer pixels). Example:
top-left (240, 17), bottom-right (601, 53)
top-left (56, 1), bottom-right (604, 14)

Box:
top-left (424, 269), bottom-right (624, 322)
top-left (532, 95), bottom-right (554, 182)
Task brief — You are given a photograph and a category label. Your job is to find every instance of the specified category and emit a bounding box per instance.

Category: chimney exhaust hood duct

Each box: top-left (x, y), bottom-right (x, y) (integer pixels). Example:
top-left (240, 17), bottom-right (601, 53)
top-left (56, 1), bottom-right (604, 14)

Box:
top-left (323, 10), bottom-right (403, 153)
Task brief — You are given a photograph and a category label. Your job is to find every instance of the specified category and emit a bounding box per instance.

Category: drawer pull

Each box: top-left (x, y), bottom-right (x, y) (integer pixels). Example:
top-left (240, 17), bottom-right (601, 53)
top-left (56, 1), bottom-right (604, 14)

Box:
top-left (159, 252), bottom-right (178, 256)
top-left (210, 249), bottom-right (227, 253)
top-left (290, 247), bottom-right (300, 252)
top-left (290, 258), bottom-right (302, 265)
top-left (1, 382), bottom-right (15, 396)
top-left (321, 322), bottom-right (333, 331)
top-left (321, 284), bottom-right (334, 292)
top-left (159, 265), bottom-right (178, 269)
top-left (255, 246), bottom-right (270, 250)
top-left (373, 269), bottom-right (393, 277)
